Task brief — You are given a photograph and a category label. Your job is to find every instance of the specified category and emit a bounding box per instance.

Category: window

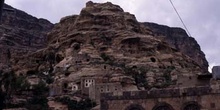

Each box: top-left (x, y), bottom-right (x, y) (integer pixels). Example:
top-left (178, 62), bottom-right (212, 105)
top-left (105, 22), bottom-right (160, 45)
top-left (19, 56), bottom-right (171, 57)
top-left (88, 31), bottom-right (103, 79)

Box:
top-left (184, 104), bottom-right (200, 110)
top-left (153, 103), bottom-right (174, 110)
top-left (210, 103), bottom-right (215, 108)
top-left (72, 85), bottom-right (78, 91)
top-left (125, 104), bottom-right (144, 110)
top-left (63, 83), bottom-right (68, 89)
top-left (107, 86), bottom-right (109, 91)
top-left (183, 102), bottom-right (200, 110)
top-left (154, 106), bottom-right (173, 110)
top-left (100, 89), bottom-right (104, 92)
top-left (189, 76), bottom-right (192, 79)
top-left (86, 59), bottom-right (90, 62)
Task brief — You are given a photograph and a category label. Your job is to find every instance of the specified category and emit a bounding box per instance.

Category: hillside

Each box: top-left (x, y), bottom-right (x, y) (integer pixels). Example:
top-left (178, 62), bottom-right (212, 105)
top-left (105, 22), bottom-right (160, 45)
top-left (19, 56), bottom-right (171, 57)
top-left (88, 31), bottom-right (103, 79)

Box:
top-left (0, 4), bottom-right (53, 70)
top-left (0, 1), bottom-right (209, 110)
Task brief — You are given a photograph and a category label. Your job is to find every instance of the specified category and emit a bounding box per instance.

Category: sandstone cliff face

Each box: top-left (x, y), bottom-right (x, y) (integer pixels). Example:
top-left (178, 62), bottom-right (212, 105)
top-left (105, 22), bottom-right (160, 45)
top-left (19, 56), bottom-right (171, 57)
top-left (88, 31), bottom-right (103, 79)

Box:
top-left (0, 4), bottom-right (53, 67)
top-left (0, 1), bottom-right (211, 109)
top-left (16, 1), bottom-right (205, 92)
top-left (141, 22), bottom-right (208, 72)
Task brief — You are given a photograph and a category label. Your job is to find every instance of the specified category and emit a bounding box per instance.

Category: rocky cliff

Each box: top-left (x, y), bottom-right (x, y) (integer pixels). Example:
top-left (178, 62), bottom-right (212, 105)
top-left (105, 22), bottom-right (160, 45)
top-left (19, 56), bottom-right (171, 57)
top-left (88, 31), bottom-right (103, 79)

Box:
top-left (0, 1), bottom-right (210, 109)
top-left (0, 4), bottom-right (53, 68)
top-left (141, 22), bottom-right (208, 72)
top-left (17, 1), bottom-right (205, 90)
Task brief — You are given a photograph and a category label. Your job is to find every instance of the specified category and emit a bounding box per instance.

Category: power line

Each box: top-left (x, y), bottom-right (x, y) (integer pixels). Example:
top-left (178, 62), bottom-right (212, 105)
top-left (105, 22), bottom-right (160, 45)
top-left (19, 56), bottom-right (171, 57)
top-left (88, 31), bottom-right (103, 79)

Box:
top-left (168, 0), bottom-right (192, 37)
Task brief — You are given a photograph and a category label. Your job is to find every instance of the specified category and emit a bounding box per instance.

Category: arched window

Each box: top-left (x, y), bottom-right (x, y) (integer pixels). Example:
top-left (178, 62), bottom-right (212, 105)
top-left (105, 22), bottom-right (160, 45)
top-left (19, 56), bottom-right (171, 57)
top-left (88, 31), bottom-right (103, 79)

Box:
top-left (183, 101), bottom-right (200, 110)
top-left (153, 102), bottom-right (174, 110)
top-left (154, 106), bottom-right (172, 110)
top-left (125, 104), bottom-right (144, 110)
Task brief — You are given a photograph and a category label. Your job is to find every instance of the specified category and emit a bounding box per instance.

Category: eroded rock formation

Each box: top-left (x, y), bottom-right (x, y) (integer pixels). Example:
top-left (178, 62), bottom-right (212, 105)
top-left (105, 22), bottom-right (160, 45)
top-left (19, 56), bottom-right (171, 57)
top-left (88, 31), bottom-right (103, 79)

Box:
top-left (0, 1), bottom-right (210, 109)
top-left (142, 22), bottom-right (208, 72)
top-left (17, 1), bottom-right (206, 90)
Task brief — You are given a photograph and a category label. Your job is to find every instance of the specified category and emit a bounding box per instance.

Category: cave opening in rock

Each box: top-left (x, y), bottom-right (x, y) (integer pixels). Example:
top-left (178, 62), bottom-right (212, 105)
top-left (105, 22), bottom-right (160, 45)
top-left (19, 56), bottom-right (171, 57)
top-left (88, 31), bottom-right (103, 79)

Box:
top-left (150, 57), bottom-right (156, 62)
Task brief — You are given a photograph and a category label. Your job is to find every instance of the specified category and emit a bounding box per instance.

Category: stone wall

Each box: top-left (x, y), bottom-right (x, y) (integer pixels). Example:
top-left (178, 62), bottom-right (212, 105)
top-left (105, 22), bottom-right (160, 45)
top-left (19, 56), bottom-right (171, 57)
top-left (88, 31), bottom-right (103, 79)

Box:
top-left (100, 86), bottom-right (220, 110)
top-left (89, 82), bottom-right (122, 103)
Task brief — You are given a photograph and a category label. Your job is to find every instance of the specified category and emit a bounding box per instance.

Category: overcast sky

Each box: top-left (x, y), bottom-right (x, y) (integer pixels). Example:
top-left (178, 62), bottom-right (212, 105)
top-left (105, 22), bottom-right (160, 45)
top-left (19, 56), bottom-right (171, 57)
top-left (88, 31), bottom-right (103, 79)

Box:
top-left (5, 0), bottom-right (220, 71)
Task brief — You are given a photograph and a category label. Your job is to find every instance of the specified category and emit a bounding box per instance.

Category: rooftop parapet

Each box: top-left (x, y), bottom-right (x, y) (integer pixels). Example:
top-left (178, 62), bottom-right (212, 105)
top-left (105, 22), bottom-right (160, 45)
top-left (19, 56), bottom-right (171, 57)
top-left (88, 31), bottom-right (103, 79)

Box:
top-left (101, 86), bottom-right (211, 100)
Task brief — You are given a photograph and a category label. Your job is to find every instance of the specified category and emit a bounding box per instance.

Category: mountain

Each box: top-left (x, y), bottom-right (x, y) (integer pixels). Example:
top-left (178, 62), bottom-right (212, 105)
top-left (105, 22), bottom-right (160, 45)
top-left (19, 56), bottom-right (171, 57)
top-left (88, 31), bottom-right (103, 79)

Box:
top-left (0, 4), bottom-right (53, 70)
top-left (0, 4), bottom-right (53, 109)
top-left (0, 1), bottom-right (210, 109)
top-left (18, 1), bottom-right (205, 90)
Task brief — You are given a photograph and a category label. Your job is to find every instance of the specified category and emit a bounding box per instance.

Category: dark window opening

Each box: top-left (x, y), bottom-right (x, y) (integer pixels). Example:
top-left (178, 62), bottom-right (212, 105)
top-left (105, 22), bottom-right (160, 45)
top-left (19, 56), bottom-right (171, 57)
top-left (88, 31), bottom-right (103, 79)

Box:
top-left (182, 92), bottom-right (187, 96)
top-left (152, 103), bottom-right (174, 110)
top-left (154, 106), bottom-right (173, 110)
top-left (189, 76), bottom-right (192, 79)
top-left (74, 44), bottom-right (80, 50)
top-left (132, 66), bottom-right (137, 69)
top-left (125, 104), bottom-right (144, 110)
top-left (104, 65), bottom-right (107, 69)
top-left (73, 86), bottom-right (76, 89)
top-left (183, 104), bottom-right (200, 110)
top-left (86, 59), bottom-right (90, 62)
top-left (63, 83), bottom-right (68, 89)
top-left (211, 103), bottom-right (215, 108)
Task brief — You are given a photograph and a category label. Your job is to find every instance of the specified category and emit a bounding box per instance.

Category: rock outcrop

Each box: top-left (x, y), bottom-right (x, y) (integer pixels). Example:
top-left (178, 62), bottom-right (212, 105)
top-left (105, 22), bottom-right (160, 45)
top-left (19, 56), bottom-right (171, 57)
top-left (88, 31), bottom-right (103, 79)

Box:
top-left (0, 1), bottom-right (210, 109)
top-left (141, 22), bottom-right (208, 72)
top-left (0, 4), bottom-right (53, 67)
top-left (17, 1), bottom-right (205, 90)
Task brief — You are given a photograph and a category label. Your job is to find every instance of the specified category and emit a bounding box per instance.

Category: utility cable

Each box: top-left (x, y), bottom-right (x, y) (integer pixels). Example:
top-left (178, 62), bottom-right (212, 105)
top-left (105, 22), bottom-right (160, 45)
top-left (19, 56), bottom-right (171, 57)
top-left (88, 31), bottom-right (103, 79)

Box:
top-left (169, 0), bottom-right (192, 37)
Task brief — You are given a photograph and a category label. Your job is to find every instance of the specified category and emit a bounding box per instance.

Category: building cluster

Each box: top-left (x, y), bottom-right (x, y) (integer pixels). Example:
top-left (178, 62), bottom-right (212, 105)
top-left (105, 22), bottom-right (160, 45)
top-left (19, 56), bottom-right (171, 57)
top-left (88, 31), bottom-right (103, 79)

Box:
top-left (99, 66), bottom-right (220, 110)
top-left (49, 76), bottom-right (122, 103)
